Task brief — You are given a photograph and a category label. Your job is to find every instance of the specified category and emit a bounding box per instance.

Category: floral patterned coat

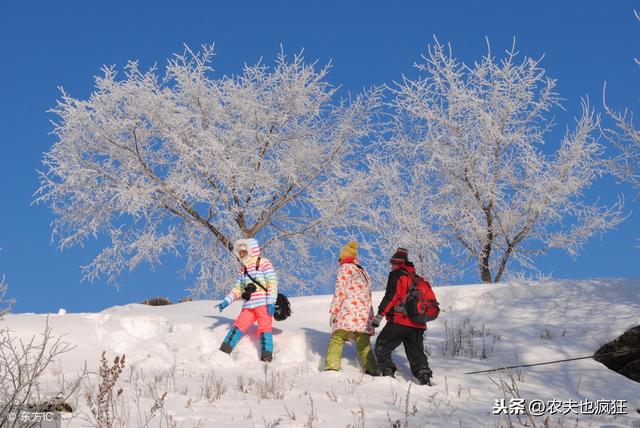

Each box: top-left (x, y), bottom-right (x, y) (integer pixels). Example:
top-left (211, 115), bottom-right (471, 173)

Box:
top-left (329, 257), bottom-right (375, 335)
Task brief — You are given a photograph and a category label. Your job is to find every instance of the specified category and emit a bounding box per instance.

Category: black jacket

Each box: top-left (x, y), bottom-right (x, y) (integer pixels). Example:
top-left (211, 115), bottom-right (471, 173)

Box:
top-left (377, 269), bottom-right (404, 316)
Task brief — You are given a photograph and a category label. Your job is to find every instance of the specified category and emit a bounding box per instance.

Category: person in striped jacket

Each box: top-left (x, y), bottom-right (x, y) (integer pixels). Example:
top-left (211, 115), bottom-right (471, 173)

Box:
top-left (215, 238), bottom-right (278, 362)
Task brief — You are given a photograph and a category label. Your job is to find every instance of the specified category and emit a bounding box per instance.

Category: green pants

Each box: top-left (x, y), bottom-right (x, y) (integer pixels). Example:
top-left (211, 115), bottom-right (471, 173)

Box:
top-left (325, 329), bottom-right (379, 373)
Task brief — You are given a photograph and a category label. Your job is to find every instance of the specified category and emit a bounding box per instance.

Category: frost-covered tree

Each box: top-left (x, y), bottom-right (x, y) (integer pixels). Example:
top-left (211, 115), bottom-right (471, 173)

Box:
top-left (388, 40), bottom-right (624, 283)
top-left (36, 46), bottom-right (381, 296)
top-left (603, 11), bottom-right (640, 207)
top-left (357, 156), bottom-right (450, 286)
top-left (604, 95), bottom-right (640, 188)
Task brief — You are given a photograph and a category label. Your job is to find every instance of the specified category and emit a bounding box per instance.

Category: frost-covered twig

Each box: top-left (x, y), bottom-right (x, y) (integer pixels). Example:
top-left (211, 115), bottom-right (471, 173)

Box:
top-left (200, 370), bottom-right (226, 401)
top-left (258, 365), bottom-right (285, 400)
top-left (490, 370), bottom-right (538, 428)
top-left (303, 391), bottom-right (318, 428)
top-left (83, 352), bottom-right (126, 428)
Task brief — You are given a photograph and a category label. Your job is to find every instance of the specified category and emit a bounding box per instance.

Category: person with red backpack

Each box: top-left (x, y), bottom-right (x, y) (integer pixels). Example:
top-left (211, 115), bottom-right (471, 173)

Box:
top-left (372, 247), bottom-right (439, 385)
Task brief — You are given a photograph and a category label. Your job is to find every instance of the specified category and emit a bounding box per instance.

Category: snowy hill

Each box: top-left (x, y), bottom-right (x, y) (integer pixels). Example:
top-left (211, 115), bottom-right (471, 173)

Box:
top-left (3, 279), bottom-right (640, 427)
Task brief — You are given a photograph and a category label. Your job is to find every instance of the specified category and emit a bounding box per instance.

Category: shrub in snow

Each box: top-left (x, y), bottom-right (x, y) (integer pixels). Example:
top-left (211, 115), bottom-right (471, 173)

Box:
top-left (440, 309), bottom-right (496, 359)
top-left (199, 369), bottom-right (226, 401)
top-left (84, 352), bottom-right (126, 427)
top-left (0, 317), bottom-right (80, 428)
top-left (258, 365), bottom-right (286, 400)
top-left (142, 297), bottom-right (172, 306)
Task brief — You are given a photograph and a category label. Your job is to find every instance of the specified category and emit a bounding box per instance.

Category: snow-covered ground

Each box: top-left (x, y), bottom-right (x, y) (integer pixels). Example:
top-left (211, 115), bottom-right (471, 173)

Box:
top-left (3, 278), bottom-right (640, 427)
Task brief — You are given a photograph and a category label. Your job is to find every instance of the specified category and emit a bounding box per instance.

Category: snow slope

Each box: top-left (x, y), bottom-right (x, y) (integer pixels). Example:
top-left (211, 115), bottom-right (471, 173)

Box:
top-left (3, 278), bottom-right (640, 427)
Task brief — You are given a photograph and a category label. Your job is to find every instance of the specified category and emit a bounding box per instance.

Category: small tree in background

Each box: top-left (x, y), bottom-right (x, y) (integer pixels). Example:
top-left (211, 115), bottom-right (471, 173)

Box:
top-left (0, 275), bottom-right (10, 320)
top-left (36, 46), bottom-right (381, 296)
top-left (388, 39), bottom-right (624, 283)
top-left (0, 248), bottom-right (13, 319)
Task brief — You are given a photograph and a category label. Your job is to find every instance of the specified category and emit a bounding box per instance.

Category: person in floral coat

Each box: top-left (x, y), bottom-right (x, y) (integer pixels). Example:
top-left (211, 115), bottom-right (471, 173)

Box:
top-left (324, 241), bottom-right (379, 375)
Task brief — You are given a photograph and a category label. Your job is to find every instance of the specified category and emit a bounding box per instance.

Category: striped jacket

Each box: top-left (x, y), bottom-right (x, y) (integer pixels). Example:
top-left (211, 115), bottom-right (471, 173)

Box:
top-left (222, 238), bottom-right (278, 309)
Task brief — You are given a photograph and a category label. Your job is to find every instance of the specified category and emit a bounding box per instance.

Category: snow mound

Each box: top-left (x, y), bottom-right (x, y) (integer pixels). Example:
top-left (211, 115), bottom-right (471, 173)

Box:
top-left (2, 278), bottom-right (640, 427)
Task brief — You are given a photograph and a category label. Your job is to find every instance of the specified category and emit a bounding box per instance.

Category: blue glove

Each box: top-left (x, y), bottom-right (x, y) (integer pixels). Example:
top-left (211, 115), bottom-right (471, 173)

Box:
top-left (267, 304), bottom-right (275, 316)
top-left (372, 314), bottom-right (384, 328)
top-left (216, 298), bottom-right (231, 313)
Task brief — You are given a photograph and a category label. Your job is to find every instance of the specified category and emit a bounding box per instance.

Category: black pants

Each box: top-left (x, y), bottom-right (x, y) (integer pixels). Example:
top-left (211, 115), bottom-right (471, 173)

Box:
top-left (374, 322), bottom-right (431, 378)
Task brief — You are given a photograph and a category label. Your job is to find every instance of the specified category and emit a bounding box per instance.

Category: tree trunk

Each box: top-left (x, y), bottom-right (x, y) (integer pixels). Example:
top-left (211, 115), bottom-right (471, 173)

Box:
top-left (479, 204), bottom-right (494, 283)
top-left (493, 245), bottom-right (514, 283)
top-left (479, 243), bottom-right (492, 283)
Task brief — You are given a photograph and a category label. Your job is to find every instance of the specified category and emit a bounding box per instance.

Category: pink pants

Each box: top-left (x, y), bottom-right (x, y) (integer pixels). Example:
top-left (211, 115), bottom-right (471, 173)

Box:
top-left (234, 306), bottom-right (272, 334)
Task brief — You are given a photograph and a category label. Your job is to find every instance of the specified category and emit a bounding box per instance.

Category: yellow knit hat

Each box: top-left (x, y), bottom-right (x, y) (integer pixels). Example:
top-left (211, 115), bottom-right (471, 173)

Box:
top-left (339, 241), bottom-right (358, 261)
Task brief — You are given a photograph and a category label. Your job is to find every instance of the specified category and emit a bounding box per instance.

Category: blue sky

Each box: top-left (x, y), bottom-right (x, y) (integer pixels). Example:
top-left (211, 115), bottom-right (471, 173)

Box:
top-left (0, 1), bottom-right (638, 313)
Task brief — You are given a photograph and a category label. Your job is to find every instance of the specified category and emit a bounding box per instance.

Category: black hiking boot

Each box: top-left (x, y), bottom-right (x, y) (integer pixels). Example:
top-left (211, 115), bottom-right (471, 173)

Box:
top-left (220, 326), bottom-right (242, 355)
top-left (416, 369), bottom-right (433, 386)
top-left (380, 366), bottom-right (397, 378)
top-left (219, 342), bottom-right (233, 354)
top-left (365, 369), bottom-right (380, 377)
top-left (417, 375), bottom-right (432, 386)
top-left (259, 332), bottom-right (273, 362)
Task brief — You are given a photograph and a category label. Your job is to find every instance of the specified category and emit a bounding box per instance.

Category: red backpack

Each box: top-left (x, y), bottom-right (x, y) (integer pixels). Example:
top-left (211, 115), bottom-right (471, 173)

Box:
top-left (401, 271), bottom-right (440, 324)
